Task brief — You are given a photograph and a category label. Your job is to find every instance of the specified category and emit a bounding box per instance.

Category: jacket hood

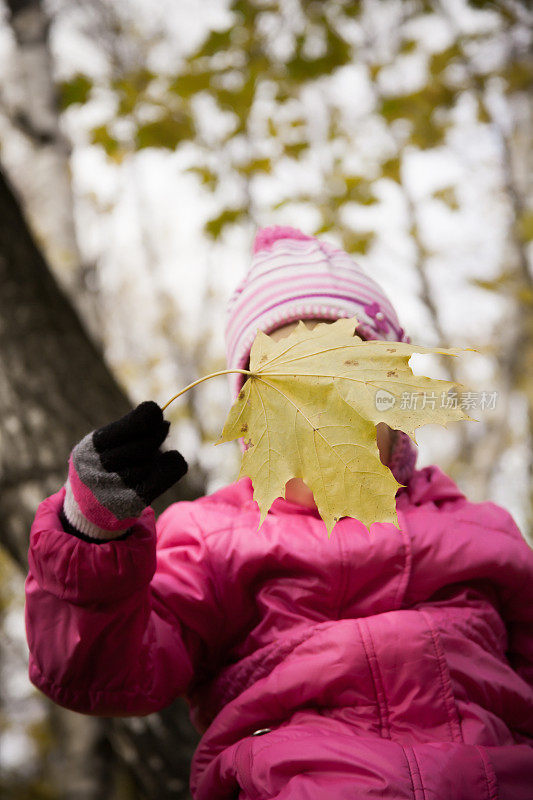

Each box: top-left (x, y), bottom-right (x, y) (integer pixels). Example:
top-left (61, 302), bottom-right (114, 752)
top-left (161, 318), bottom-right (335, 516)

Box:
top-left (203, 464), bottom-right (467, 526)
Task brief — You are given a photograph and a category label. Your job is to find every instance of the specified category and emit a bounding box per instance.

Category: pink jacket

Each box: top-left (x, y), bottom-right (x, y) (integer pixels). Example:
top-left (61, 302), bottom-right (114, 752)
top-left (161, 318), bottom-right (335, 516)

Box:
top-left (25, 465), bottom-right (533, 799)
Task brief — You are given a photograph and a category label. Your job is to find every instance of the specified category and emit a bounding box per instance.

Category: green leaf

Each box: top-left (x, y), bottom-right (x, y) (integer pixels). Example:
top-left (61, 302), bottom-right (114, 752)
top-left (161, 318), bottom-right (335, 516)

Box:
top-left (429, 44), bottom-right (462, 78)
top-left (273, 194), bottom-right (314, 210)
top-left (59, 74), bottom-right (93, 109)
top-left (382, 86), bottom-right (456, 120)
top-left (135, 114), bottom-right (194, 150)
top-left (274, 80), bottom-right (296, 103)
top-left (381, 157), bottom-right (401, 183)
top-left (112, 69), bottom-right (156, 116)
top-left (231, 0), bottom-right (259, 19)
top-left (399, 39), bottom-right (418, 54)
top-left (284, 142), bottom-right (308, 158)
top-left (343, 176), bottom-right (379, 205)
top-left (205, 208), bottom-right (246, 238)
top-left (239, 157), bottom-right (272, 175)
top-left (517, 210), bottom-right (533, 242)
top-left (169, 72), bottom-right (213, 98)
top-left (195, 29), bottom-right (234, 58)
top-left (314, 221), bottom-right (335, 235)
top-left (380, 84), bottom-right (455, 149)
top-left (341, 229), bottom-right (376, 255)
top-left (286, 28), bottom-right (352, 81)
top-left (468, 270), bottom-right (515, 293)
top-left (214, 80), bottom-right (255, 119)
top-left (500, 60), bottom-right (533, 92)
top-left (186, 166), bottom-right (219, 189)
top-left (516, 286), bottom-right (533, 306)
top-left (433, 186), bottom-right (459, 210)
top-left (90, 125), bottom-right (121, 158)
top-left (477, 99), bottom-right (491, 123)
top-left (340, 1), bottom-right (362, 17)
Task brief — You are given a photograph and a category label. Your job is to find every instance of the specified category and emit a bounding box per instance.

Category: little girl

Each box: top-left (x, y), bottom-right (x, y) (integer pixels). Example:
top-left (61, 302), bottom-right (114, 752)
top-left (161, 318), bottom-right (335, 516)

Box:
top-left (25, 227), bottom-right (533, 799)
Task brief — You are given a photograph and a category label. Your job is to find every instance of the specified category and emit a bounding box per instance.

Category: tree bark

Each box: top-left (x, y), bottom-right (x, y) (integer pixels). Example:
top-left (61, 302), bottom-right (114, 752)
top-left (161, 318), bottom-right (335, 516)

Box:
top-left (0, 168), bottom-right (202, 798)
top-left (0, 170), bottom-right (129, 567)
top-left (2, 0), bottom-right (102, 340)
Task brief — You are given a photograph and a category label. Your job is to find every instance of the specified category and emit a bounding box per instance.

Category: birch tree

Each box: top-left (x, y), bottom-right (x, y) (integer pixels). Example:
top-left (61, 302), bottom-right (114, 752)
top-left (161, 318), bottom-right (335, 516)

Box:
top-left (0, 168), bottom-right (202, 798)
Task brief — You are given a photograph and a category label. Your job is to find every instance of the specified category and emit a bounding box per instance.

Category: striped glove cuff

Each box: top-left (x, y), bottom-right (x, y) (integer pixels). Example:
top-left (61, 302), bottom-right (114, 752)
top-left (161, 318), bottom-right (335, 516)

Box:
top-left (61, 402), bottom-right (188, 541)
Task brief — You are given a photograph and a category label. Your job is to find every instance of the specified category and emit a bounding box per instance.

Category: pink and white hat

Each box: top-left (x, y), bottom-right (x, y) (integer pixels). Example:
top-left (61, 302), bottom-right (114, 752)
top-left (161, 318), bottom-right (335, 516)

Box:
top-left (225, 225), bottom-right (410, 399)
top-left (224, 225), bottom-right (417, 485)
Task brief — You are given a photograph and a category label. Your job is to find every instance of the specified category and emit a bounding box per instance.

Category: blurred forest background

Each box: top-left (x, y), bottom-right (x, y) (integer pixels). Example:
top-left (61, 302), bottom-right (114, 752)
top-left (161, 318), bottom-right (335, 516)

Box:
top-left (0, 0), bottom-right (531, 797)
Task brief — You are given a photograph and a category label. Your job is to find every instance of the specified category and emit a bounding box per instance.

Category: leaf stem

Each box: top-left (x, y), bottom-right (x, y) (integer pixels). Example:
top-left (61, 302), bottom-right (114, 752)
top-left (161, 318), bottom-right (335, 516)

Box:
top-left (162, 369), bottom-right (253, 411)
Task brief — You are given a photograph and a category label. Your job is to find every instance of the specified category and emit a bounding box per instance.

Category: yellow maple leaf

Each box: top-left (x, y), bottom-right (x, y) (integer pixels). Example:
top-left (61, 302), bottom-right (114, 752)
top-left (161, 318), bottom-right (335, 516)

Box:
top-left (217, 317), bottom-right (477, 536)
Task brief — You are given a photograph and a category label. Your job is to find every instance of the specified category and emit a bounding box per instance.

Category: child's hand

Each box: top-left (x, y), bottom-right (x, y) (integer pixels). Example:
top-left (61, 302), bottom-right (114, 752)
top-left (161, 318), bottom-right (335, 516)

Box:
top-left (62, 401), bottom-right (188, 540)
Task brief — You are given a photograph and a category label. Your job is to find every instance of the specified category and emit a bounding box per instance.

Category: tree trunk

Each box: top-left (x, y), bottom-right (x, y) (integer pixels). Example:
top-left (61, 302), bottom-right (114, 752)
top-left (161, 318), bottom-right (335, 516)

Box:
top-left (2, 0), bottom-right (102, 340)
top-left (0, 168), bottom-right (202, 798)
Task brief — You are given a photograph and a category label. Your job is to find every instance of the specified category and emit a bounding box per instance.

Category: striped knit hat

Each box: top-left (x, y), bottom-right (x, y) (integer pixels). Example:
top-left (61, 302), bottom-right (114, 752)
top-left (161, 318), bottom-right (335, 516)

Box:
top-left (224, 225), bottom-right (416, 484)
top-left (225, 225), bottom-right (410, 400)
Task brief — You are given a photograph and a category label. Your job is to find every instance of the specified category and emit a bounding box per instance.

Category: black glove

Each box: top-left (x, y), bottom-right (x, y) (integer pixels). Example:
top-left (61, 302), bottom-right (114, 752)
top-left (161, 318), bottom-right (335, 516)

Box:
top-left (61, 401), bottom-right (188, 541)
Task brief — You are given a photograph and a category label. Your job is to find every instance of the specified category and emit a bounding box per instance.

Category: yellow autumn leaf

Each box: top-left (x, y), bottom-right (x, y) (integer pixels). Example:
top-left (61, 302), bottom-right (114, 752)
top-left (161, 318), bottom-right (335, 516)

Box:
top-left (217, 317), bottom-right (477, 536)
